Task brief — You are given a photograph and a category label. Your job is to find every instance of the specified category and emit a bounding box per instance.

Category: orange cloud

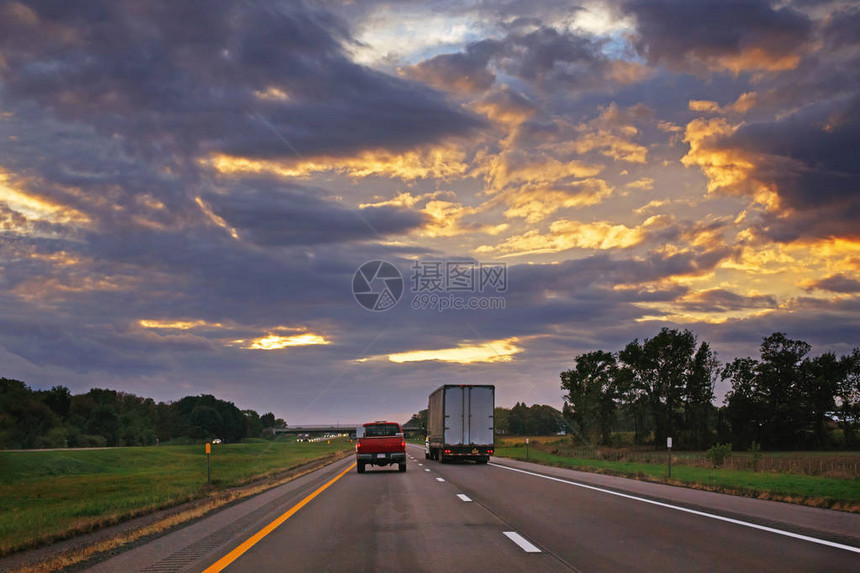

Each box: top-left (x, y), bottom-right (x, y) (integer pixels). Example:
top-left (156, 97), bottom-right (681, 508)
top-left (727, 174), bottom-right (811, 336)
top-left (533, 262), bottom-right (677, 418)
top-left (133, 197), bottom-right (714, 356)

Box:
top-left (235, 333), bottom-right (330, 350)
top-left (202, 144), bottom-right (469, 182)
top-left (626, 177), bottom-right (654, 190)
top-left (382, 337), bottom-right (523, 364)
top-left (567, 132), bottom-right (648, 163)
top-left (477, 218), bottom-right (657, 256)
top-left (481, 153), bottom-right (603, 194)
top-left (688, 92), bottom-right (758, 115)
top-left (0, 168), bottom-right (91, 229)
top-left (503, 179), bottom-right (614, 223)
top-left (714, 48), bottom-right (801, 74)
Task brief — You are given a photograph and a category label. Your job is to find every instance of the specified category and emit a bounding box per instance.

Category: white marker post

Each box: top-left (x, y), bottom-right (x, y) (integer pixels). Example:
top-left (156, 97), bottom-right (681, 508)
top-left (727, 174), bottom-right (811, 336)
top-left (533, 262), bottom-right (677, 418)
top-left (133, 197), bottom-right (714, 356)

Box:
top-left (667, 437), bottom-right (672, 479)
top-left (526, 437), bottom-right (529, 460)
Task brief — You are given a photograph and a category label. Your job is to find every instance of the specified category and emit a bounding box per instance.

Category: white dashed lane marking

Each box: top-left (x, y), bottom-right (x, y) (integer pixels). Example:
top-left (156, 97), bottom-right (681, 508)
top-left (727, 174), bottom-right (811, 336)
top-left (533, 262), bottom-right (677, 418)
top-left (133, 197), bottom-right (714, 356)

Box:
top-left (503, 531), bottom-right (541, 553)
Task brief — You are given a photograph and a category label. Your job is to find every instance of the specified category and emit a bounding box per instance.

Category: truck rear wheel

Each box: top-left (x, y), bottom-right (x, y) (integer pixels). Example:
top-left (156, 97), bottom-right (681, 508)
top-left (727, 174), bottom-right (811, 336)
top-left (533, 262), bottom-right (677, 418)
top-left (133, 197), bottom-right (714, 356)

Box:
top-left (357, 461), bottom-right (365, 473)
top-left (399, 463), bottom-right (406, 472)
top-left (438, 451), bottom-right (447, 464)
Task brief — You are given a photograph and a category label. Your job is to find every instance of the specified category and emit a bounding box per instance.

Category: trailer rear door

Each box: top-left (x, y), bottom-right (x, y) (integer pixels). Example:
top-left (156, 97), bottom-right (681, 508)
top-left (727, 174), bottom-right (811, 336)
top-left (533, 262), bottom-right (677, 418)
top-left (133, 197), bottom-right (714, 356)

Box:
top-left (444, 386), bottom-right (464, 445)
top-left (466, 386), bottom-right (494, 445)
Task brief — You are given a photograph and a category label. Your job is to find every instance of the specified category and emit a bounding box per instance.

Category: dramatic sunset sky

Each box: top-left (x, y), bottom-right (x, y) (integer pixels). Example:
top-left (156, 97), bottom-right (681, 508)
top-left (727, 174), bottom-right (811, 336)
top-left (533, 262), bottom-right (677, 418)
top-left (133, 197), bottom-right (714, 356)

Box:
top-left (1, 0), bottom-right (858, 423)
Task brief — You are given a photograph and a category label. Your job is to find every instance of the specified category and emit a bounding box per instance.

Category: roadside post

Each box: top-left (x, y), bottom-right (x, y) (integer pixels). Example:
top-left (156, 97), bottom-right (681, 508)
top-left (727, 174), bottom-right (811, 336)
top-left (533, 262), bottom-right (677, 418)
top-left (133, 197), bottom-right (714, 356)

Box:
top-left (206, 442), bottom-right (211, 485)
top-left (667, 437), bottom-right (672, 479)
top-left (526, 437), bottom-right (529, 460)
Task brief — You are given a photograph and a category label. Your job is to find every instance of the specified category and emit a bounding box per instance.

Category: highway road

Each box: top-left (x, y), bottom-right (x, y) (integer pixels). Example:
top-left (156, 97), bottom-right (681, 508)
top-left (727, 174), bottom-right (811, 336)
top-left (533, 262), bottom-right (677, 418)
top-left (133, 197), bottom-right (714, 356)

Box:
top-left (89, 444), bottom-right (860, 572)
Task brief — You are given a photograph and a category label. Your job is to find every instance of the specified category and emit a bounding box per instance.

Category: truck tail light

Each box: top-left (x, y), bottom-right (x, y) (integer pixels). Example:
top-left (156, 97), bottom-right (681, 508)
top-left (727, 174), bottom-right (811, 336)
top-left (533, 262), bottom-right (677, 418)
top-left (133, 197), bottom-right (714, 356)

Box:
top-left (488, 449), bottom-right (494, 454)
top-left (356, 442), bottom-right (361, 450)
top-left (401, 439), bottom-right (405, 449)
top-left (444, 449), bottom-right (451, 454)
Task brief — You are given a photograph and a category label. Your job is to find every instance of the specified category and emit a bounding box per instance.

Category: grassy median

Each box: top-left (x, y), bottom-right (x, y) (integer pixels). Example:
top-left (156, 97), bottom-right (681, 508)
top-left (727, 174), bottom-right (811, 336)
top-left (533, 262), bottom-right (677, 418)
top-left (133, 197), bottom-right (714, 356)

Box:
top-left (0, 438), bottom-right (352, 556)
top-left (494, 440), bottom-right (860, 512)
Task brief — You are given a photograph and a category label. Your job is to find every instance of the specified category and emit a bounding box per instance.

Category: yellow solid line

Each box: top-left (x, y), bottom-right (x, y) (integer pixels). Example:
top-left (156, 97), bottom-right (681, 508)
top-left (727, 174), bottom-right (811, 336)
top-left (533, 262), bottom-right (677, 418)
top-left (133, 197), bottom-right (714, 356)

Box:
top-left (202, 461), bottom-right (357, 572)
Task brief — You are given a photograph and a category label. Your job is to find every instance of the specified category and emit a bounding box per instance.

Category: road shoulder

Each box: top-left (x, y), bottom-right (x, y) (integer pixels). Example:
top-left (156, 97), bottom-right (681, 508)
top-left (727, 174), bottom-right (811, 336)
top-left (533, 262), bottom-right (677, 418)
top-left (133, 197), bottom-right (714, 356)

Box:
top-left (489, 456), bottom-right (860, 547)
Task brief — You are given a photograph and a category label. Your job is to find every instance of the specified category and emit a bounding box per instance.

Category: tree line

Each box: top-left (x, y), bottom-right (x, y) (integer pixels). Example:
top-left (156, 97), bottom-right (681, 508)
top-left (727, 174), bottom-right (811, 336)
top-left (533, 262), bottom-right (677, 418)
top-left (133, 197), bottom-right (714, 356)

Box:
top-left (409, 403), bottom-right (565, 437)
top-left (0, 378), bottom-right (286, 449)
top-left (561, 330), bottom-right (859, 451)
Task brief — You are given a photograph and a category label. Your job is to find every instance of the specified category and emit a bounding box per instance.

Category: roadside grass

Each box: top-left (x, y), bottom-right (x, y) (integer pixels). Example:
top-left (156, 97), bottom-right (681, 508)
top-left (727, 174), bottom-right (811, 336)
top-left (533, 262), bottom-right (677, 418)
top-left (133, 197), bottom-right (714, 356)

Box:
top-left (0, 438), bottom-right (352, 556)
top-left (494, 440), bottom-right (860, 512)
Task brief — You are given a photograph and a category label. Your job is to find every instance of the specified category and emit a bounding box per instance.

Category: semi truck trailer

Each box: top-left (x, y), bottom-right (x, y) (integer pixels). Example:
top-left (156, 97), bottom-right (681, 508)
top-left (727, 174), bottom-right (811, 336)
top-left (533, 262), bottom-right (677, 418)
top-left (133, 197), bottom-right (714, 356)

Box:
top-left (426, 384), bottom-right (494, 463)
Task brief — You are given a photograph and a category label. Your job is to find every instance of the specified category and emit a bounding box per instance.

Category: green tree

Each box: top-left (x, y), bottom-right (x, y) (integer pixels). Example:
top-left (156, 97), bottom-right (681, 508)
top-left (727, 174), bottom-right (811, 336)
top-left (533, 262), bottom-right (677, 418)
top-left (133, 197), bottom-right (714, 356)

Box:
top-left (508, 402), bottom-right (529, 435)
top-left (723, 357), bottom-right (762, 449)
top-left (684, 342), bottom-right (718, 449)
top-left (243, 409), bottom-right (264, 438)
top-left (190, 405), bottom-right (223, 438)
top-left (619, 328), bottom-right (703, 448)
top-left (494, 407), bottom-right (510, 434)
top-left (261, 412), bottom-right (276, 428)
top-left (86, 405), bottom-right (120, 446)
top-left (835, 349), bottom-right (860, 447)
top-left (758, 333), bottom-right (810, 448)
top-left (802, 352), bottom-right (839, 448)
top-left (42, 386), bottom-right (71, 419)
top-left (526, 404), bottom-right (563, 435)
top-left (561, 351), bottom-right (618, 445)
top-left (723, 333), bottom-right (833, 450)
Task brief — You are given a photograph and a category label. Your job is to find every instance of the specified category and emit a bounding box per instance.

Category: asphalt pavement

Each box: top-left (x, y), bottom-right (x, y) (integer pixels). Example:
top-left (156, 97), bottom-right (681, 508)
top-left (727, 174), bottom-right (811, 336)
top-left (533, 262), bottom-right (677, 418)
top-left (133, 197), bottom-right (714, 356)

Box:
top-left (87, 444), bottom-right (860, 572)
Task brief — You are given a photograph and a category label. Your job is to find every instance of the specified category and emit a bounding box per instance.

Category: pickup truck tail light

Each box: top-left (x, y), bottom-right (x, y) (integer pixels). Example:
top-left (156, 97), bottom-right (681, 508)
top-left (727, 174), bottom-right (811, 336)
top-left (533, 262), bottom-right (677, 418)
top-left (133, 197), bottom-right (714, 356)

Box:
top-left (356, 442), bottom-right (361, 451)
top-left (401, 439), bottom-right (405, 449)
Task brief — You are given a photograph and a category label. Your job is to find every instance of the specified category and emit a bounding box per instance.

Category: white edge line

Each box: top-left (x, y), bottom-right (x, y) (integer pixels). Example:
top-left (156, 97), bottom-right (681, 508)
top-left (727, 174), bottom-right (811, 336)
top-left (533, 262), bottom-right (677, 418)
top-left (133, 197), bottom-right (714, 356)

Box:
top-left (425, 468), bottom-right (431, 472)
top-left (503, 531), bottom-right (541, 553)
top-left (436, 477), bottom-right (446, 482)
top-left (489, 463), bottom-right (860, 554)
top-left (457, 494), bottom-right (472, 502)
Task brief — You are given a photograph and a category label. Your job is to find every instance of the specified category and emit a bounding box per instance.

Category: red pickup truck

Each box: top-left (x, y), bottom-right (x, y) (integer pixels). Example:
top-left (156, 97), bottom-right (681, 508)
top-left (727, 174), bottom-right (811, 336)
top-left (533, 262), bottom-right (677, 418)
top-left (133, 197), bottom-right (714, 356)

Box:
top-left (355, 421), bottom-right (406, 473)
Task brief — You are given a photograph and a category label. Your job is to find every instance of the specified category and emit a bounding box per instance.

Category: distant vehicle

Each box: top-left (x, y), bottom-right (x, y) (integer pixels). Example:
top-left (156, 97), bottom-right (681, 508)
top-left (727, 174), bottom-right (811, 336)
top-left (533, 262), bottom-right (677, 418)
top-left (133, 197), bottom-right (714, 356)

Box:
top-left (212, 439), bottom-right (222, 444)
top-left (426, 385), bottom-right (494, 463)
top-left (355, 421), bottom-right (406, 473)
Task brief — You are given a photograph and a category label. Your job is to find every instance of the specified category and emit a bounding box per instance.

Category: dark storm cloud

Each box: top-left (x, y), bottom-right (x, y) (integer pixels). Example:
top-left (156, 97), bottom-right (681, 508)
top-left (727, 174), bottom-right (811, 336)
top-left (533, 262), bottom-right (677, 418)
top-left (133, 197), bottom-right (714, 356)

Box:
top-left (203, 183), bottom-right (427, 246)
top-left (725, 95), bottom-right (860, 241)
top-left (822, 7), bottom-right (860, 49)
top-left (624, 0), bottom-right (811, 71)
top-left (405, 26), bottom-right (629, 95)
top-left (697, 296), bottom-right (860, 364)
top-left (0, 0), bottom-right (482, 161)
top-left (806, 274), bottom-right (860, 294)
top-left (678, 289), bottom-right (777, 313)
top-left (404, 40), bottom-right (499, 94)
top-left (0, 318), bottom-right (212, 374)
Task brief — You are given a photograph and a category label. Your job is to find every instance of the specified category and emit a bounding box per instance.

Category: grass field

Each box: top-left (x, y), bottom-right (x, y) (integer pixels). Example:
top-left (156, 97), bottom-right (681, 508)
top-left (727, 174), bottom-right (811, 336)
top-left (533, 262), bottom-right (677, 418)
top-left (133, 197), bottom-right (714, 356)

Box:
top-left (495, 437), bottom-right (860, 511)
top-left (0, 438), bottom-right (351, 556)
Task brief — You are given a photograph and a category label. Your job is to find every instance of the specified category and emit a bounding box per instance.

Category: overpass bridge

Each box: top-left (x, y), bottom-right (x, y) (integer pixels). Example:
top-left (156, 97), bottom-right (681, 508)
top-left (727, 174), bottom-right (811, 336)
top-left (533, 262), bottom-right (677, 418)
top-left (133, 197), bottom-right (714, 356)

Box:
top-left (268, 424), bottom-right (362, 438)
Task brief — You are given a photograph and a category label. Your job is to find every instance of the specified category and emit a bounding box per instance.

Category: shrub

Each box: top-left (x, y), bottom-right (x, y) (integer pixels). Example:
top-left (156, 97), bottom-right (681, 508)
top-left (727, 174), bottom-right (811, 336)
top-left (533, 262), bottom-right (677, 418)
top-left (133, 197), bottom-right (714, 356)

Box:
top-left (706, 443), bottom-right (732, 468)
top-left (749, 441), bottom-right (761, 471)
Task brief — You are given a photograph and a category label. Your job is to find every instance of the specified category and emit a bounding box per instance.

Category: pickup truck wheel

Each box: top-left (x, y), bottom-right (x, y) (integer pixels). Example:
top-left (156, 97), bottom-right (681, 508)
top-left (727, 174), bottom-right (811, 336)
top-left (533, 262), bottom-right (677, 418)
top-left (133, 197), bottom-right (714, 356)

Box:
top-left (399, 463), bottom-right (406, 472)
top-left (357, 462), bottom-right (365, 473)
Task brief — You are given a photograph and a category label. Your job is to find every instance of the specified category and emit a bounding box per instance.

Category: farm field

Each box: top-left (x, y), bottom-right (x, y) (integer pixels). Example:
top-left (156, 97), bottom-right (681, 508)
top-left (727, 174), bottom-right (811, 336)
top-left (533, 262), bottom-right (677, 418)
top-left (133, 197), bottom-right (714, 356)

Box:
top-left (494, 436), bottom-right (860, 511)
top-left (0, 438), bottom-right (351, 556)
